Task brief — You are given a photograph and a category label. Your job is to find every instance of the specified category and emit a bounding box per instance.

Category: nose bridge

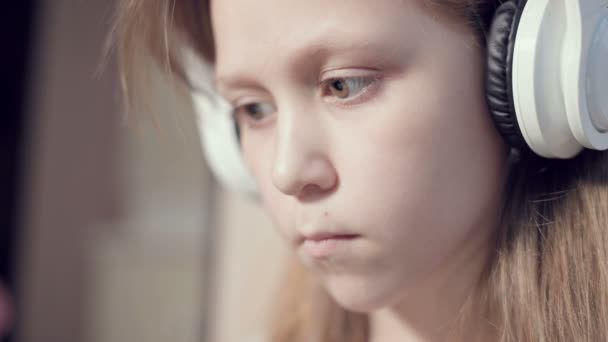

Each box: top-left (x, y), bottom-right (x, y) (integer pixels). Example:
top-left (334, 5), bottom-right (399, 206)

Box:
top-left (271, 102), bottom-right (336, 196)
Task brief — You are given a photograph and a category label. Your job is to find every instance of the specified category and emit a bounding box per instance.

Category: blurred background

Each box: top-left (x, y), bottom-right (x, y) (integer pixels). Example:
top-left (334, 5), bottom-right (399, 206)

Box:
top-left (2, 1), bottom-right (286, 341)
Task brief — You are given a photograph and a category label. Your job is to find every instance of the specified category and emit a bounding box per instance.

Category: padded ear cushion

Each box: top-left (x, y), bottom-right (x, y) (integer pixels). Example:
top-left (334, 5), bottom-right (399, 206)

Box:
top-left (485, 0), bottom-right (530, 153)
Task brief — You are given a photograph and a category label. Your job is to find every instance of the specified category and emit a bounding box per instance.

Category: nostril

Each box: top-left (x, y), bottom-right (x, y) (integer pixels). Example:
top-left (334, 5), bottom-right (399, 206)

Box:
top-left (298, 184), bottom-right (326, 202)
top-left (297, 178), bottom-right (339, 202)
top-left (300, 183), bottom-right (323, 196)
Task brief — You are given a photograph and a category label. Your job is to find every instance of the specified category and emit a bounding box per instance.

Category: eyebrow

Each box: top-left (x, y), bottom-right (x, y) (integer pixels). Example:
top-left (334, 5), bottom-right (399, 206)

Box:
top-left (214, 34), bottom-right (392, 92)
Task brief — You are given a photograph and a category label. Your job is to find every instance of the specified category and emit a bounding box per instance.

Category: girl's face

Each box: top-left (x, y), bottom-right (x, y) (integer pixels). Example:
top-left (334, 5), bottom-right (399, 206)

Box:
top-left (212, 0), bottom-right (509, 312)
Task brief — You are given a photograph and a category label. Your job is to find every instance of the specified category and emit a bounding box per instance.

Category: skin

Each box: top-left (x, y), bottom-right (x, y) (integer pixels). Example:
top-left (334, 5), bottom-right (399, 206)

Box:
top-left (211, 0), bottom-right (509, 340)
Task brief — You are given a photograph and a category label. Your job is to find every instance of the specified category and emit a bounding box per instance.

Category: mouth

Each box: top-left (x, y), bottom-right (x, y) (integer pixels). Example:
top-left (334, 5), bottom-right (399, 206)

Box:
top-left (296, 231), bottom-right (360, 245)
top-left (296, 232), bottom-right (361, 258)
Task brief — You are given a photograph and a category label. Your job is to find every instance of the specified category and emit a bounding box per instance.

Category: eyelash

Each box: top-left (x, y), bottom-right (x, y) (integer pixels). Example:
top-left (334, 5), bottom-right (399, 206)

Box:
top-left (232, 75), bottom-right (382, 126)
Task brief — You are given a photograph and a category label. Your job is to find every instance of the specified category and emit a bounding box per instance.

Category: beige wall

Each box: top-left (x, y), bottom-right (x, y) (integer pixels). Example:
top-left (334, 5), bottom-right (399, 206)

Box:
top-left (18, 0), bottom-right (124, 340)
top-left (17, 1), bottom-right (286, 341)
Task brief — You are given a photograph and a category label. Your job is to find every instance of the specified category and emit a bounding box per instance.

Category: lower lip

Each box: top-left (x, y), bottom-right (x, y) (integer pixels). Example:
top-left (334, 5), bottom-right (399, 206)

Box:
top-left (300, 235), bottom-right (360, 258)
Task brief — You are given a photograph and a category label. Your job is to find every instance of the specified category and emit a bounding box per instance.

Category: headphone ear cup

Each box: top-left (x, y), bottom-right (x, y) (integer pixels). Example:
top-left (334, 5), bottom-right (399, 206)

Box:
top-left (192, 89), bottom-right (259, 196)
top-left (485, 0), bottom-right (530, 154)
top-left (193, 91), bottom-right (257, 197)
top-left (181, 49), bottom-right (259, 197)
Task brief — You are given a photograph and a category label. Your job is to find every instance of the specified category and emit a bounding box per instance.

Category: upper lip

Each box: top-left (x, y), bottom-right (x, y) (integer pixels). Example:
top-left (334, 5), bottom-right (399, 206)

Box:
top-left (295, 231), bottom-right (360, 245)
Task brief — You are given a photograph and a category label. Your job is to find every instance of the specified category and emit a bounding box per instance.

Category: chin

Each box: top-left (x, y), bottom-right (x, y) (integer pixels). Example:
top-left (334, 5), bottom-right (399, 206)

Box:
top-left (323, 274), bottom-right (401, 313)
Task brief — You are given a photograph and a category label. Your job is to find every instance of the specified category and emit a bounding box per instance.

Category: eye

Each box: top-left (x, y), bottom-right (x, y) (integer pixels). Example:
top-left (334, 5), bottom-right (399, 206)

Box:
top-left (320, 76), bottom-right (379, 102)
top-left (233, 102), bottom-right (276, 125)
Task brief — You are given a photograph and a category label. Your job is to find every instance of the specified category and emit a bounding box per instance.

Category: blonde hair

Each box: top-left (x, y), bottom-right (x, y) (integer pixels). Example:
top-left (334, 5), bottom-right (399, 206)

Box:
top-left (109, 1), bottom-right (608, 341)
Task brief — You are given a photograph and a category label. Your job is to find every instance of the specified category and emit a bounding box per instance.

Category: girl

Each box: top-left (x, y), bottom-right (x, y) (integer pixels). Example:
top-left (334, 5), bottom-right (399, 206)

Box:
top-left (111, 0), bottom-right (608, 341)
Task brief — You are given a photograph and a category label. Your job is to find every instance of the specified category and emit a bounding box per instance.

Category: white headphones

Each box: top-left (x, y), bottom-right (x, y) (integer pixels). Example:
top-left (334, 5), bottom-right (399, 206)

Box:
top-left (189, 0), bottom-right (608, 194)
top-left (185, 52), bottom-right (259, 195)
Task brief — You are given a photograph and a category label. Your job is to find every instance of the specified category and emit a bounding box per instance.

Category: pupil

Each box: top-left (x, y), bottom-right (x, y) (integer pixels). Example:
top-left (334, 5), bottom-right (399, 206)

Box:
top-left (246, 104), bottom-right (258, 113)
top-left (333, 80), bottom-right (345, 92)
top-left (245, 104), bottom-right (263, 119)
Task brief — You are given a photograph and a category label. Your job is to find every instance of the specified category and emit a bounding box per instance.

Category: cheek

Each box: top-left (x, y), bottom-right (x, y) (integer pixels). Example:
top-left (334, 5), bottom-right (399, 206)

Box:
top-left (334, 58), bottom-right (507, 256)
top-left (241, 132), bottom-right (294, 237)
top-left (318, 61), bottom-right (507, 310)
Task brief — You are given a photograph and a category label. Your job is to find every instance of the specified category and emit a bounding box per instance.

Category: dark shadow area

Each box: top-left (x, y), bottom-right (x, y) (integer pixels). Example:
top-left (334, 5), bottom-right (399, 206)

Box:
top-left (1, 2), bottom-right (39, 341)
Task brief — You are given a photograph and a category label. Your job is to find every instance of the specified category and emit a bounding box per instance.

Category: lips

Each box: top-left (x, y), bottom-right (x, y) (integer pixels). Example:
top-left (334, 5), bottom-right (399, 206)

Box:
top-left (296, 232), bottom-right (361, 246)
top-left (297, 232), bottom-right (361, 258)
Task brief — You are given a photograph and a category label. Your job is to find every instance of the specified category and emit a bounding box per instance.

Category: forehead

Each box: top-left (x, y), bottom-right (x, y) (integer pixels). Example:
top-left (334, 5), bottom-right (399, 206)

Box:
top-left (211, 0), bottom-right (413, 36)
top-left (211, 0), bottom-right (426, 82)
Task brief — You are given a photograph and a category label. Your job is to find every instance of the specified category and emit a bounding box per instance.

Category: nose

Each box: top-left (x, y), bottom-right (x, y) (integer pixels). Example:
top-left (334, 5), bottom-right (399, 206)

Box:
top-left (271, 108), bottom-right (338, 199)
